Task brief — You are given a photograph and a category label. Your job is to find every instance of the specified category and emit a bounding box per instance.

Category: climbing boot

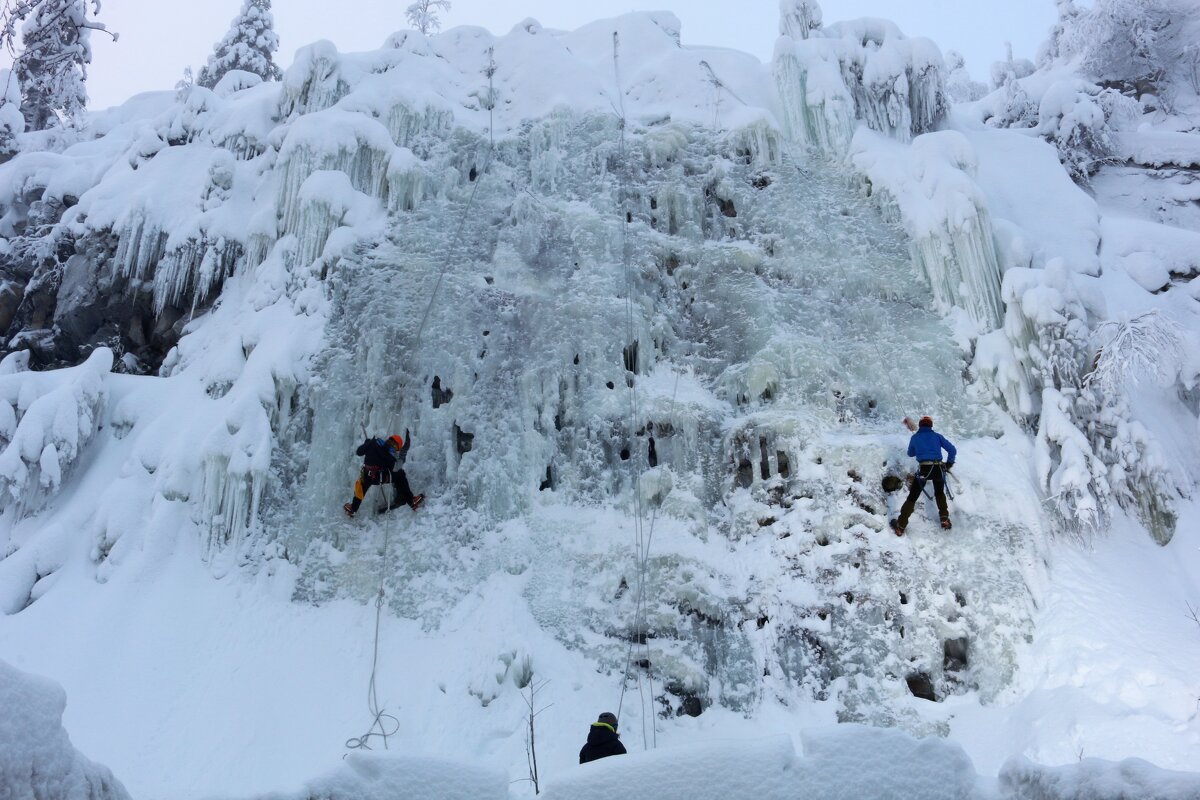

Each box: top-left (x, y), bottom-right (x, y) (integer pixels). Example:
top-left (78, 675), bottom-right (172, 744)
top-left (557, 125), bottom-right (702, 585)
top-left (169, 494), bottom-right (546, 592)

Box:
top-left (890, 519), bottom-right (904, 537)
top-left (941, 518), bottom-right (953, 530)
top-left (409, 494), bottom-right (425, 511)
top-left (343, 503), bottom-right (356, 518)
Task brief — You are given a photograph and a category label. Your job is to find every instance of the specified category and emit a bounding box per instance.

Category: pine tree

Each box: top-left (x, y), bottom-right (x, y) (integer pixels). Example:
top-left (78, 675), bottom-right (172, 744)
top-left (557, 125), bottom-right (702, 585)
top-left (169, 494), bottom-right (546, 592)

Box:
top-left (2, 0), bottom-right (112, 131)
top-left (405, 0), bottom-right (451, 36)
top-left (197, 0), bottom-right (281, 91)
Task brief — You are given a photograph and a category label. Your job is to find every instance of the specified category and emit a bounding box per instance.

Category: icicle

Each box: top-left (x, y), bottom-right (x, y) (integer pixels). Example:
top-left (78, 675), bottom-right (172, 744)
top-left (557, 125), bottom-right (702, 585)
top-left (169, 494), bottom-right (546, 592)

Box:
top-left (277, 40), bottom-right (345, 119)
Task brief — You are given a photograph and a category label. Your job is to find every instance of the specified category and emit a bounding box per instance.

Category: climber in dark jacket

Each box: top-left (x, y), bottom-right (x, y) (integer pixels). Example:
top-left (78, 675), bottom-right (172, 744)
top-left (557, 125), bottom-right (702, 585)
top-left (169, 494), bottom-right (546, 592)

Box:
top-left (343, 431), bottom-right (423, 518)
top-left (892, 416), bottom-right (956, 535)
top-left (579, 712), bottom-right (627, 764)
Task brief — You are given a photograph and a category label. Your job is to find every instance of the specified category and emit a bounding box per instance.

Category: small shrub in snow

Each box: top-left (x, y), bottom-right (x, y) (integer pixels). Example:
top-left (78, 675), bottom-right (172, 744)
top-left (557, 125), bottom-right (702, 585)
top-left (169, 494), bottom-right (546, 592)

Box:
top-left (196, 0), bottom-right (282, 90)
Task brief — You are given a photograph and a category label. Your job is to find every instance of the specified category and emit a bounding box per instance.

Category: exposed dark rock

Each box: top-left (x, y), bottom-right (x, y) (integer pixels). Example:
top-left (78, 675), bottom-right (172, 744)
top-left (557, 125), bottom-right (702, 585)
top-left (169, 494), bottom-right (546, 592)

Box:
top-left (943, 637), bottom-right (969, 672)
top-left (906, 672), bottom-right (937, 701)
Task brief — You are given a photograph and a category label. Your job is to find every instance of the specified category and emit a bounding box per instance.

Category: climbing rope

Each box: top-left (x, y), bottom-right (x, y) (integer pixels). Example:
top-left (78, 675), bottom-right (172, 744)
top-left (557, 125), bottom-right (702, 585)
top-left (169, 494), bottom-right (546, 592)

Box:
top-left (413, 46), bottom-right (497, 351)
top-left (345, 524), bottom-right (401, 750)
top-left (610, 30), bottom-right (659, 751)
top-left (346, 48), bottom-right (498, 752)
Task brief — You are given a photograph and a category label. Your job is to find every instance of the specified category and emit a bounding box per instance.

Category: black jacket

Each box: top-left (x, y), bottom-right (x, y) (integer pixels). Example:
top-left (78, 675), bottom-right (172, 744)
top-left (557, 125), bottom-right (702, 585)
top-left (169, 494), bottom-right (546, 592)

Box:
top-left (356, 437), bottom-right (406, 472)
top-left (579, 723), bottom-right (626, 764)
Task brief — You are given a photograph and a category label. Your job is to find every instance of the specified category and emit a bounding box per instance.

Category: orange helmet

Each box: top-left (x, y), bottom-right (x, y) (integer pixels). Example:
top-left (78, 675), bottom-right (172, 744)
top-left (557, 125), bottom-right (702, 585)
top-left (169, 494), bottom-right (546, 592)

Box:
top-left (388, 434), bottom-right (404, 451)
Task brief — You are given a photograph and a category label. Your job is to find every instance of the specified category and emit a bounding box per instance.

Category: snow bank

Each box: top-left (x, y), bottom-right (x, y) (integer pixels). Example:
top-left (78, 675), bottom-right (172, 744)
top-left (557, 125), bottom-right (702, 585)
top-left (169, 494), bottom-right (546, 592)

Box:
top-left (543, 736), bottom-right (797, 800)
top-left (962, 128), bottom-right (1100, 277)
top-left (0, 659), bottom-right (131, 800)
top-left (1099, 215), bottom-right (1200, 293)
top-left (251, 753), bottom-right (508, 800)
top-left (796, 725), bottom-right (981, 799)
top-left (1000, 756), bottom-right (1200, 800)
top-left (1112, 130), bottom-right (1200, 169)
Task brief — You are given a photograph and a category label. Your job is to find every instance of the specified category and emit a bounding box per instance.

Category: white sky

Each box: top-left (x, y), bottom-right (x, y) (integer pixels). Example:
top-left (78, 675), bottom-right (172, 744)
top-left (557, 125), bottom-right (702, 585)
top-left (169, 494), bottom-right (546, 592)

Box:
top-left (74, 1), bottom-right (1056, 109)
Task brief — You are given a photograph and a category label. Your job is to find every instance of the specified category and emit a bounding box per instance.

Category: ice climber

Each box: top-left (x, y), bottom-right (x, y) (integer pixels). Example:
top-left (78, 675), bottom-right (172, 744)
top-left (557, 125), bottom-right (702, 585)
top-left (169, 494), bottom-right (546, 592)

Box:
top-left (578, 712), bottom-right (627, 764)
top-left (343, 431), bottom-right (424, 518)
top-left (891, 416), bottom-right (956, 535)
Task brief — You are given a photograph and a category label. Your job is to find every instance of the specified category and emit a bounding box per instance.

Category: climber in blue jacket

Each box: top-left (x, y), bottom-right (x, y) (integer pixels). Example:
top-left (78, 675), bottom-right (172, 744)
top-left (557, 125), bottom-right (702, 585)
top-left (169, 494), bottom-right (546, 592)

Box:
top-left (891, 416), bottom-right (956, 535)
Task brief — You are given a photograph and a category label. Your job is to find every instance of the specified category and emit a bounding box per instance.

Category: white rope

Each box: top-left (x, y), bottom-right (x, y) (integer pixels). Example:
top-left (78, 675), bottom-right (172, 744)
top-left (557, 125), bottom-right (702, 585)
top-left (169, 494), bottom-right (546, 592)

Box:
top-left (610, 31), bottom-right (657, 751)
top-left (347, 47), bottom-right (498, 752)
top-left (345, 518), bottom-right (401, 750)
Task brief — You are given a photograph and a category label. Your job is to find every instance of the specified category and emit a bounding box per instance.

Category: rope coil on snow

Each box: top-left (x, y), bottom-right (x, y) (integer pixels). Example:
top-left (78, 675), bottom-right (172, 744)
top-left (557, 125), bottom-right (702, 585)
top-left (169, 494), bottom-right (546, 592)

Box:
top-left (345, 580), bottom-right (401, 750)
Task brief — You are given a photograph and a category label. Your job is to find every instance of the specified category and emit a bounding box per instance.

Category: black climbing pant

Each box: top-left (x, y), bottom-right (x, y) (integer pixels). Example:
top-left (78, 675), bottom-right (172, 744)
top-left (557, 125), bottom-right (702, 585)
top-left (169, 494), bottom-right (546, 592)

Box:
top-left (896, 462), bottom-right (950, 530)
top-left (348, 466), bottom-right (415, 513)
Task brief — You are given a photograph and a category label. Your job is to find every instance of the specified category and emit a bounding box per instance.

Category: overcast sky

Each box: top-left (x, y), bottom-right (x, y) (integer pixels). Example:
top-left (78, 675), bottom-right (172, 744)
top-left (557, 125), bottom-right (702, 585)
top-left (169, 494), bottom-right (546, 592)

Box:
top-left (75, 1), bottom-right (1056, 110)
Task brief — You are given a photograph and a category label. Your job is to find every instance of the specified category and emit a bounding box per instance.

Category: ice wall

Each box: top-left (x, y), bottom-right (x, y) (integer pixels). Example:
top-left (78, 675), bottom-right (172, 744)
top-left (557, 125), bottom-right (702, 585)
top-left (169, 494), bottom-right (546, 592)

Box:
top-left (0, 9), bottom-right (1040, 745)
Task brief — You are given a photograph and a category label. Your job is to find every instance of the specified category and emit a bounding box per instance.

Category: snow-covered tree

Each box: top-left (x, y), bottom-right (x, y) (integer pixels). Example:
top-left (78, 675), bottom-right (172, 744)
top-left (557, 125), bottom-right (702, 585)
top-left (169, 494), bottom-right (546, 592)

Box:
top-left (2, 0), bottom-right (112, 131)
top-left (405, 0), bottom-right (450, 35)
top-left (1004, 263), bottom-right (1180, 542)
top-left (1050, 0), bottom-right (1199, 106)
top-left (944, 50), bottom-right (987, 103)
top-left (779, 0), bottom-right (822, 41)
top-left (0, 68), bottom-right (23, 161)
top-left (989, 42), bottom-right (1035, 91)
top-left (1039, 0), bottom-right (1084, 66)
top-left (196, 0), bottom-right (281, 90)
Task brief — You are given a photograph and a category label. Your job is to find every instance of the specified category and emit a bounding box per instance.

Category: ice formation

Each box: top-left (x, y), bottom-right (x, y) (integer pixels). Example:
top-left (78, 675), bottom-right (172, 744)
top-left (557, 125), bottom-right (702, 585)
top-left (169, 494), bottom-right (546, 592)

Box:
top-left (773, 13), bottom-right (947, 154)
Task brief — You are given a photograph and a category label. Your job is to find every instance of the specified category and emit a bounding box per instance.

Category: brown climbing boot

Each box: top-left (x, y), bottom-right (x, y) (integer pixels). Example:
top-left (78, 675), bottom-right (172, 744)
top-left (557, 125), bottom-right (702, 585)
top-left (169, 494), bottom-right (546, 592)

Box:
top-left (890, 519), bottom-right (904, 537)
top-left (941, 518), bottom-right (952, 530)
top-left (343, 502), bottom-right (356, 518)
top-left (409, 494), bottom-right (425, 511)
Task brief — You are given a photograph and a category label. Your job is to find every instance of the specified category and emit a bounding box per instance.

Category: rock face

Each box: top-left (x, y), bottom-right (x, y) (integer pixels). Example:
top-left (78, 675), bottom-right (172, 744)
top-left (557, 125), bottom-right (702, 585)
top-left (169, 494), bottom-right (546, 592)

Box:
top-left (0, 659), bottom-right (132, 800)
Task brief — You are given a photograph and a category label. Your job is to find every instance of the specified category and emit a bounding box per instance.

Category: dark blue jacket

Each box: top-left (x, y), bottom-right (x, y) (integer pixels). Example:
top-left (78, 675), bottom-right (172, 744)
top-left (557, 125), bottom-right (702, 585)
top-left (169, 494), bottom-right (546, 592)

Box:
top-left (579, 723), bottom-right (626, 764)
top-left (908, 428), bottom-right (956, 464)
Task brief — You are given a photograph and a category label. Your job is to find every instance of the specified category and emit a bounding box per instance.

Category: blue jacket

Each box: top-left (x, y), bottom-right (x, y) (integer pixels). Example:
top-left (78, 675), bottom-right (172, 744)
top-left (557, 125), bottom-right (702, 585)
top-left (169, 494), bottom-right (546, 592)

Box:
top-left (908, 428), bottom-right (956, 464)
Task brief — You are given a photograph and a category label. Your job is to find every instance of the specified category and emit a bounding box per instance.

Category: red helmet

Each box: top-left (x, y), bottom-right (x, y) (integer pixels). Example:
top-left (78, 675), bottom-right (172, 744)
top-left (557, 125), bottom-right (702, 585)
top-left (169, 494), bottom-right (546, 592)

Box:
top-left (919, 416), bottom-right (933, 428)
top-left (388, 434), bottom-right (404, 451)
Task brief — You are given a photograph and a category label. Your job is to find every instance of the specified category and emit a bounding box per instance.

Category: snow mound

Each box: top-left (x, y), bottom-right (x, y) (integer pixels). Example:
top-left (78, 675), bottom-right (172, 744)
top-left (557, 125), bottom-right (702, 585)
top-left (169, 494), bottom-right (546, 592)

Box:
top-left (796, 724), bottom-right (980, 799)
top-left (0, 659), bottom-right (131, 800)
top-left (253, 753), bottom-right (508, 800)
top-left (543, 735), bottom-right (797, 800)
top-left (1000, 755), bottom-right (1200, 800)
